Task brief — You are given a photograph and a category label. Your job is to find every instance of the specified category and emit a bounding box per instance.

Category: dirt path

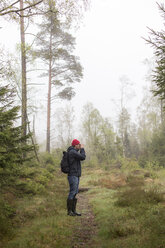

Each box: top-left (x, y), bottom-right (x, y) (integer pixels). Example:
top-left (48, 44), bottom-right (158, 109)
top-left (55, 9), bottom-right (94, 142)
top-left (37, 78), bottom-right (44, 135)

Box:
top-left (71, 191), bottom-right (98, 248)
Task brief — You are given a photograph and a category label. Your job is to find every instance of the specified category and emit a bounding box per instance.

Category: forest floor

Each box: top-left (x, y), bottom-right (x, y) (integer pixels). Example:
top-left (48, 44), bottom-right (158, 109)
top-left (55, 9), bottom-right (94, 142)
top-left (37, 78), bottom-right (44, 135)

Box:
top-left (71, 191), bottom-right (98, 248)
top-left (1, 169), bottom-right (100, 248)
top-left (1, 165), bottom-right (165, 248)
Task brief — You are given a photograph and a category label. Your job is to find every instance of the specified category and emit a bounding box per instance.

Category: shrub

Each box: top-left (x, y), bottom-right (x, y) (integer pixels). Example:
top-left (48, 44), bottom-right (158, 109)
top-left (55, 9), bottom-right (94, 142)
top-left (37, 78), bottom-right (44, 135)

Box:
top-left (46, 164), bottom-right (56, 173)
top-left (85, 157), bottom-right (98, 168)
top-left (15, 179), bottom-right (45, 195)
top-left (124, 158), bottom-right (140, 170)
top-left (40, 152), bottom-right (59, 166)
top-left (35, 175), bottom-right (49, 186)
top-left (107, 218), bottom-right (137, 238)
top-left (18, 166), bottom-right (38, 179)
top-left (115, 176), bottom-right (164, 207)
top-left (0, 197), bottom-right (15, 237)
top-left (142, 207), bottom-right (165, 247)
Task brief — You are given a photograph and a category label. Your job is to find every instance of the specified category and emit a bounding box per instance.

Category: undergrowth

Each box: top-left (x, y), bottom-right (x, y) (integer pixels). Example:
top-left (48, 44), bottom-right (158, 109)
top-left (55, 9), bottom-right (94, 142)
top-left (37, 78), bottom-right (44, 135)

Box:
top-left (1, 156), bottom-right (165, 248)
top-left (0, 152), bottom-right (75, 248)
top-left (84, 163), bottom-right (165, 248)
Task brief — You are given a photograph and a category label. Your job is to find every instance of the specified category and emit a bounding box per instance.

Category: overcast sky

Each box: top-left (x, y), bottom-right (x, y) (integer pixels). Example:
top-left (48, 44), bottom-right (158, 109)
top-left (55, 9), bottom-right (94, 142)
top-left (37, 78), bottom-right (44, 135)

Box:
top-left (71, 0), bottom-right (163, 120)
top-left (0, 0), bottom-right (164, 145)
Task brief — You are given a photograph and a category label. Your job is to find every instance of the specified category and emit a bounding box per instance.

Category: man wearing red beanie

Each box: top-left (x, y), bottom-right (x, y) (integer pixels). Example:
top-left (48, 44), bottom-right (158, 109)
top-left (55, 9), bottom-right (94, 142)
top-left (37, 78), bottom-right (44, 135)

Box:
top-left (67, 139), bottom-right (86, 216)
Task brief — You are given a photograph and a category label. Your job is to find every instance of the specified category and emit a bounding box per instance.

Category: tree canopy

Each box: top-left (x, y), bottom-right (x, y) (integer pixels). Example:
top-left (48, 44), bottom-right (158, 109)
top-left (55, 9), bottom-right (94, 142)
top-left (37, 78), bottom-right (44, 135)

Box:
top-left (146, 3), bottom-right (165, 100)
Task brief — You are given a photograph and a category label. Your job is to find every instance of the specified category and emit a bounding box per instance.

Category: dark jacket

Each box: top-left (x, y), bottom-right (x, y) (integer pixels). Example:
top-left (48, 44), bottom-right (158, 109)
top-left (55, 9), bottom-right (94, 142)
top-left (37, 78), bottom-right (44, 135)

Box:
top-left (67, 146), bottom-right (86, 177)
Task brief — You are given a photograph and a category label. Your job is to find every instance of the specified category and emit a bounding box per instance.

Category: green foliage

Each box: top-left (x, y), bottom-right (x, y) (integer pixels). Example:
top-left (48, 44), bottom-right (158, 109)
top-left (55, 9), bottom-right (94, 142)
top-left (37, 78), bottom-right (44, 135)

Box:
top-left (1, 169), bottom-right (74, 248)
top-left (13, 154), bottom-right (57, 195)
top-left (34, 5), bottom-right (83, 101)
top-left (18, 166), bottom-right (38, 179)
top-left (0, 197), bottom-right (15, 238)
top-left (146, 3), bottom-right (165, 99)
top-left (39, 152), bottom-right (60, 172)
top-left (0, 152), bottom-right (60, 241)
top-left (84, 156), bottom-right (99, 168)
top-left (0, 85), bottom-right (34, 188)
top-left (117, 157), bottom-right (140, 171)
top-left (0, 100), bottom-right (61, 241)
top-left (15, 178), bottom-right (45, 195)
top-left (40, 152), bottom-right (58, 166)
top-left (81, 96), bottom-right (165, 167)
top-left (82, 102), bottom-right (117, 163)
top-left (118, 107), bottom-right (131, 156)
top-left (150, 124), bottom-right (165, 167)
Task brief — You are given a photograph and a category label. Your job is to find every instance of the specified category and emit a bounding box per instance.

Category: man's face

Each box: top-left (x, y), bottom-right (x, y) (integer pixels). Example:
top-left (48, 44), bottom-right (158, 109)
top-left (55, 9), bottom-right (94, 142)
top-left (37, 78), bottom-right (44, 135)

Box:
top-left (75, 144), bottom-right (81, 150)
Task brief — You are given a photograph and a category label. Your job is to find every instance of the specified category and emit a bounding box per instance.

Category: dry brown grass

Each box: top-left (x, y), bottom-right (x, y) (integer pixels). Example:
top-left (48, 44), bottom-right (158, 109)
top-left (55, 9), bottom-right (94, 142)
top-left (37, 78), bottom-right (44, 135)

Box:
top-left (98, 173), bottom-right (127, 189)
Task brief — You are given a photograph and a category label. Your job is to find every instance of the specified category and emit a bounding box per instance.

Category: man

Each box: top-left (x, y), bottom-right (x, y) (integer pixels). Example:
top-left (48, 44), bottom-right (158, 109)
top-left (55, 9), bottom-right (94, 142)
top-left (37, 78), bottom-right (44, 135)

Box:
top-left (67, 139), bottom-right (86, 216)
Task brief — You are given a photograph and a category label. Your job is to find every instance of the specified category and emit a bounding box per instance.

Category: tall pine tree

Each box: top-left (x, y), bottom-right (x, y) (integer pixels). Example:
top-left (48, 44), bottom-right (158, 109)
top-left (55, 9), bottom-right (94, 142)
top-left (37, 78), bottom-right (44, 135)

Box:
top-left (34, 2), bottom-right (83, 152)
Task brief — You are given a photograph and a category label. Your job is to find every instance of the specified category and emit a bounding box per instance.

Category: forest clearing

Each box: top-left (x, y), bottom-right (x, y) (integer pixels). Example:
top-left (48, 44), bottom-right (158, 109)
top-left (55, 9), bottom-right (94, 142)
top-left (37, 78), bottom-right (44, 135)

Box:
top-left (1, 156), bottom-right (165, 248)
top-left (1, 1), bottom-right (165, 248)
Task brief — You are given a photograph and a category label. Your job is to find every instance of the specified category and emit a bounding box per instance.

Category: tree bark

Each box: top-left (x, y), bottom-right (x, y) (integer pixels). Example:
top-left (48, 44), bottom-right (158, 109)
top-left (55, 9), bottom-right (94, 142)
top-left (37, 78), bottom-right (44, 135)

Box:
top-left (27, 115), bottom-right (40, 163)
top-left (161, 98), bottom-right (164, 125)
top-left (20, 0), bottom-right (27, 137)
top-left (46, 16), bottom-right (53, 153)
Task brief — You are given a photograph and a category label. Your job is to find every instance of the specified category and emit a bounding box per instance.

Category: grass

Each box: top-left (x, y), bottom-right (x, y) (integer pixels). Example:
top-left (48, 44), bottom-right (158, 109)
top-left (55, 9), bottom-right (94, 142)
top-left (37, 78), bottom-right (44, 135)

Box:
top-left (1, 170), bottom-right (75, 248)
top-left (81, 165), bottom-right (165, 248)
top-left (5, 216), bottom-right (73, 248)
top-left (1, 158), bottom-right (165, 248)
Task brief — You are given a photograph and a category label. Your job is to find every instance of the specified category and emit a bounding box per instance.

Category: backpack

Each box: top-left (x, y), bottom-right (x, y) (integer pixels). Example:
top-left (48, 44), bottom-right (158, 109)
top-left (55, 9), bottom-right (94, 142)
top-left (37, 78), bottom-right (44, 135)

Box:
top-left (60, 151), bottom-right (70, 174)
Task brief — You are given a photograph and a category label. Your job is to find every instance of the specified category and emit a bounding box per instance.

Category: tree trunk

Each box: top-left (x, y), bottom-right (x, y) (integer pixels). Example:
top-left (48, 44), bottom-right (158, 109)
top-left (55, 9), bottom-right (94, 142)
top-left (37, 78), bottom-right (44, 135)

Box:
top-left (46, 18), bottom-right (53, 153)
top-left (161, 98), bottom-right (164, 125)
top-left (20, 0), bottom-right (27, 137)
top-left (27, 115), bottom-right (40, 163)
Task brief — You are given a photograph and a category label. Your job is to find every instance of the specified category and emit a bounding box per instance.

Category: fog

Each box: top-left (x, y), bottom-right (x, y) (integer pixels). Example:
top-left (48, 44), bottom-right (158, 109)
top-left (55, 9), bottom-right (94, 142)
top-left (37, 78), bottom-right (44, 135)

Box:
top-left (72, 0), bottom-right (162, 118)
top-left (0, 0), bottom-right (163, 147)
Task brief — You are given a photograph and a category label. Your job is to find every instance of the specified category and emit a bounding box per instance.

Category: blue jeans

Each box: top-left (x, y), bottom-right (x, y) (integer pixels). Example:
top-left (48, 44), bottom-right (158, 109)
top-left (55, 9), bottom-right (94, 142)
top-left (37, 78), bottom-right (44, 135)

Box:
top-left (67, 176), bottom-right (80, 199)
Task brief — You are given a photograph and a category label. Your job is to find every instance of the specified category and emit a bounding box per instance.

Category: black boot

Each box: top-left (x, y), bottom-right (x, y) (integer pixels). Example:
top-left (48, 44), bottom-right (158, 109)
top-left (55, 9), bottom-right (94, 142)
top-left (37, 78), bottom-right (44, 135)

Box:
top-left (67, 199), bottom-right (76, 216)
top-left (72, 198), bottom-right (81, 216)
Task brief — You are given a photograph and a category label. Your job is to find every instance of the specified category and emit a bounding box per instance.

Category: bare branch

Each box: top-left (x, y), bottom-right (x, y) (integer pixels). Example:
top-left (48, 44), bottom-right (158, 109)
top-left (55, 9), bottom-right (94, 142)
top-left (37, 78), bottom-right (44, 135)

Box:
top-left (0, 0), bottom-right (20, 13)
top-left (27, 69), bottom-right (46, 73)
top-left (0, 0), bottom-right (43, 16)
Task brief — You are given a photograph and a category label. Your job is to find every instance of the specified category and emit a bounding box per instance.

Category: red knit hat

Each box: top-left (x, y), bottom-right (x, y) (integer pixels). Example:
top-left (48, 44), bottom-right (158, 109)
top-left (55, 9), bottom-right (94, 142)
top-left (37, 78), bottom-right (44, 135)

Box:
top-left (72, 139), bottom-right (80, 146)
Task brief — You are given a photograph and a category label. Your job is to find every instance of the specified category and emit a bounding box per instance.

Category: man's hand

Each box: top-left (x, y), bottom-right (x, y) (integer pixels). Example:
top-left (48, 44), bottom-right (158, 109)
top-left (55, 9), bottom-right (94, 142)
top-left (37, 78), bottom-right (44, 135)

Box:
top-left (80, 144), bottom-right (84, 149)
